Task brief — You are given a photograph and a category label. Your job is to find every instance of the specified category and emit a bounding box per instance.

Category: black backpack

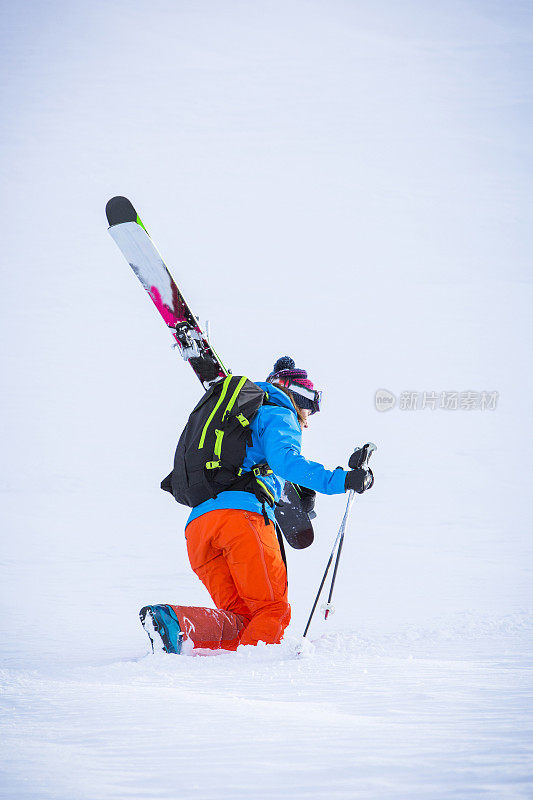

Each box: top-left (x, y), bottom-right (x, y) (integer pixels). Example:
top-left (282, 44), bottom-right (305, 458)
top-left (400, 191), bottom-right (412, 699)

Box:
top-left (161, 375), bottom-right (276, 516)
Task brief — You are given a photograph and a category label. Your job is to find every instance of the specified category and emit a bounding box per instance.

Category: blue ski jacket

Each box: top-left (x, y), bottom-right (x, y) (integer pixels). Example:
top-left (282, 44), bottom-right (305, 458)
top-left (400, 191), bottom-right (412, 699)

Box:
top-left (186, 382), bottom-right (347, 527)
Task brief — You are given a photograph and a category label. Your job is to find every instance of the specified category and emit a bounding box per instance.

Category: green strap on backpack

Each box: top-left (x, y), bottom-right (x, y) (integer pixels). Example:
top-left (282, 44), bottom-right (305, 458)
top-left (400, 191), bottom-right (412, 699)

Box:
top-left (161, 376), bottom-right (276, 521)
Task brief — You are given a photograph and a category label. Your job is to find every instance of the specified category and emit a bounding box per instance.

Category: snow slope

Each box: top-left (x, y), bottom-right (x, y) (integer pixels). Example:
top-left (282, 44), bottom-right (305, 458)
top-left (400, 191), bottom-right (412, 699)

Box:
top-left (1, 1), bottom-right (532, 798)
top-left (2, 625), bottom-right (531, 800)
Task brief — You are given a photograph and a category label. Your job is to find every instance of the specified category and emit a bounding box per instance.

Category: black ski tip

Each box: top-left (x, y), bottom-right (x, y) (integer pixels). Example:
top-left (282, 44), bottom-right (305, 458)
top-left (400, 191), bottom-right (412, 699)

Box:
top-left (106, 196), bottom-right (138, 227)
top-left (283, 525), bottom-right (314, 550)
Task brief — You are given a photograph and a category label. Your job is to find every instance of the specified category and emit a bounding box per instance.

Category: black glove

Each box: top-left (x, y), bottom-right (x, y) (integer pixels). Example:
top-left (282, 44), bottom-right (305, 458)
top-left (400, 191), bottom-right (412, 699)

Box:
top-left (345, 468), bottom-right (374, 494)
top-left (294, 484), bottom-right (316, 515)
top-left (348, 445), bottom-right (372, 470)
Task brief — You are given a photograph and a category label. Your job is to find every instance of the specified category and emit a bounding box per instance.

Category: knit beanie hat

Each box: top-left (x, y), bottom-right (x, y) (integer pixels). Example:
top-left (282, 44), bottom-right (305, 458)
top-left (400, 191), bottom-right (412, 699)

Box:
top-left (266, 356), bottom-right (321, 413)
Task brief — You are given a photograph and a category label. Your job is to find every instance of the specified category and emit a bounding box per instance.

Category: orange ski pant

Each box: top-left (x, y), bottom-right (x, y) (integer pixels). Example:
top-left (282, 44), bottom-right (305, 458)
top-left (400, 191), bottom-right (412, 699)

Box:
top-left (185, 508), bottom-right (290, 648)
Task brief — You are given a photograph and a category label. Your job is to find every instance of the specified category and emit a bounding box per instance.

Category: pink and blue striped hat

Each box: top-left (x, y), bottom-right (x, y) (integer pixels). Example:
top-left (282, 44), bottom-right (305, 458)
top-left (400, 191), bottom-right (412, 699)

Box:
top-left (267, 356), bottom-right (322, 414)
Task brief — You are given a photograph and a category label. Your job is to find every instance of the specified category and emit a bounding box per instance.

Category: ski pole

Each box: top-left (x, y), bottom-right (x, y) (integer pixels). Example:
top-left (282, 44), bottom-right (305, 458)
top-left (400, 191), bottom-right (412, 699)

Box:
top-left (303, 443), bottom-right (377, 637)
top-left (302, 490), bottom-right (355, 637)
top-left (323, 443), bottom-right (376, 620)
top-left (323, 490), bottom-right (356, 619)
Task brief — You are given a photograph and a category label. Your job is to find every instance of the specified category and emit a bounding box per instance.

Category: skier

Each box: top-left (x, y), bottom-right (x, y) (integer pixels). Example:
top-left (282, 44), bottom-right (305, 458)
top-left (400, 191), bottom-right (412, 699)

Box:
top-left (141, 356), bottom-right (374, 653)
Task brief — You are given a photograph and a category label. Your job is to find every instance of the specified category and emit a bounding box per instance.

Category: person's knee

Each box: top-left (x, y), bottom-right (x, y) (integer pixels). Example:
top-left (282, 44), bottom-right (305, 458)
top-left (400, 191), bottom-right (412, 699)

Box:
top-left (240, 599), bottom-right (291, 646)
top-left (256, 598), bottom-right (290, 624)
top-left (279, 599), bottom-right (291, 628)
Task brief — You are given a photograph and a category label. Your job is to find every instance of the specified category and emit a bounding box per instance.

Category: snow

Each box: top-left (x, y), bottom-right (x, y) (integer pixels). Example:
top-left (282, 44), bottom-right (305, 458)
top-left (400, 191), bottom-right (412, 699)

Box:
top-left (2, 624), bottom-right (531, 799)
top-left (1, 1), bottom-right (532, 798)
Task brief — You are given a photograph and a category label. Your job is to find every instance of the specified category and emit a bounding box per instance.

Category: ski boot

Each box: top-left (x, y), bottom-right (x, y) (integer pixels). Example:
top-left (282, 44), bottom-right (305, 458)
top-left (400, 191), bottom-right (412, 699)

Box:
top-left (139, 605), bottom-right (184, 654)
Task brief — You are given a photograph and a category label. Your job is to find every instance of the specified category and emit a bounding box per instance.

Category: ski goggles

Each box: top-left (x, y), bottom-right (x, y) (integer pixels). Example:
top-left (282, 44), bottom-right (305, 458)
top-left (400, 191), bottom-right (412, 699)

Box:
top-left (287, 383), bottom-right (322, 414)
top-left (276, 380), bottom-right (322, 414)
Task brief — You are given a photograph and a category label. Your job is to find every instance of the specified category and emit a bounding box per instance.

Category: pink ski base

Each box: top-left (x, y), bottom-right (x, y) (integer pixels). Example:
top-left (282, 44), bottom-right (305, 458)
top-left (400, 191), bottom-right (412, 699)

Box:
top-left (149, 285), bottom-right (180, 326)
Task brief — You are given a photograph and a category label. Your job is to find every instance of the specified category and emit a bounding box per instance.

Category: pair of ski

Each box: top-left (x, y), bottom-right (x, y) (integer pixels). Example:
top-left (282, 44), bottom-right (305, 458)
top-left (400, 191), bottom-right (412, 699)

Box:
top-left (105, 196), bottom-right (314, 549)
